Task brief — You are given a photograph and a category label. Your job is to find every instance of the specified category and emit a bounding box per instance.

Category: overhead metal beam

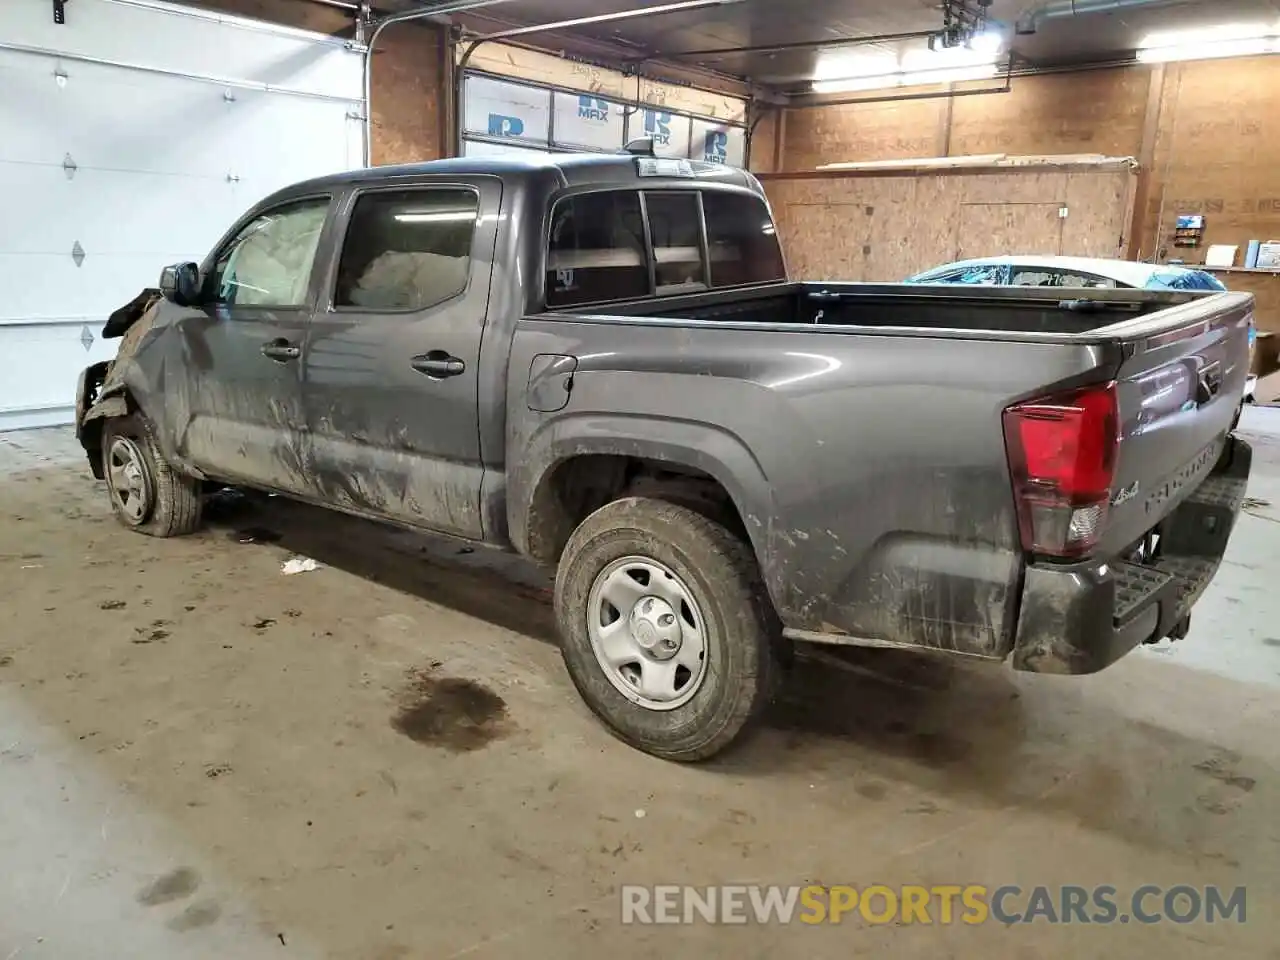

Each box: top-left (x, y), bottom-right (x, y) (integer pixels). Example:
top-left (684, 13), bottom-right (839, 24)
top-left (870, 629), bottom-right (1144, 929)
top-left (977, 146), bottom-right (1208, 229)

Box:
top-left (1016, 0), bottom-right (1195, 35)
top-left (665, 29), bottom-right (939, 62)
top-left (297, 0), bottom-right (360, 11)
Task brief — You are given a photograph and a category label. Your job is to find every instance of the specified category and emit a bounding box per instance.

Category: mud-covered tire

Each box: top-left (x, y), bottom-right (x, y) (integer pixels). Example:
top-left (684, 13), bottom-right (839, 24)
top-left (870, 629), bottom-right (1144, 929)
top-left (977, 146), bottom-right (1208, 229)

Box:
top-left (554, 497), bottom-right (781, 762)
top-left (101, 414), bottom-right (203, 537)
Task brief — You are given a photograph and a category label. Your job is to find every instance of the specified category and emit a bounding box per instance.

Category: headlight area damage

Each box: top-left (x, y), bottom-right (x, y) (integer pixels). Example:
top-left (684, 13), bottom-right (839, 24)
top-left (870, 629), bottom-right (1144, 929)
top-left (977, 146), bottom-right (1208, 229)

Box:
top-left (75, 288), bottom-right (163, 480)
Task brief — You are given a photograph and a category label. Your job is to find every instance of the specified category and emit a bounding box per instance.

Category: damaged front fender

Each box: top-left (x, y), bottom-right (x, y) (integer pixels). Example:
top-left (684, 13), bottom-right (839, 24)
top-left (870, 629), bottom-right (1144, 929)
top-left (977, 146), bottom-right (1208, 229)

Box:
top-left (75, 290), bottom-right (166, 477)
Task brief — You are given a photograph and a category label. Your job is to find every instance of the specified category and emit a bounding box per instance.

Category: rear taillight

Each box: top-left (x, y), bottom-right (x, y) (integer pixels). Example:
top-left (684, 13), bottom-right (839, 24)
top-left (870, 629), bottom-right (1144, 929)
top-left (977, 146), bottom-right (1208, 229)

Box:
top-left (1003, 382), bottom-right (1120, 558)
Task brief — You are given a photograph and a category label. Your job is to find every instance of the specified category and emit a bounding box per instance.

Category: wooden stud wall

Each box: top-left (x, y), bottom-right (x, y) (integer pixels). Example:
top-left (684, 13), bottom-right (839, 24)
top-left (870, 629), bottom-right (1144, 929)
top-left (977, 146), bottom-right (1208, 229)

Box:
top-left (1143, 58), bottom-right (1280, 262)
top-left (948, 69), bottom-right (1149, 159)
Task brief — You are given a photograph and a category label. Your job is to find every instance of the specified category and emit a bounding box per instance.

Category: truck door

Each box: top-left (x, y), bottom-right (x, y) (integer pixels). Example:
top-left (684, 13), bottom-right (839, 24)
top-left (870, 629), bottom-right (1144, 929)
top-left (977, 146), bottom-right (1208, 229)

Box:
top-left (176, 194), bottom-right (332, 494)
top-left (302, 179), bottom-right (499, 538)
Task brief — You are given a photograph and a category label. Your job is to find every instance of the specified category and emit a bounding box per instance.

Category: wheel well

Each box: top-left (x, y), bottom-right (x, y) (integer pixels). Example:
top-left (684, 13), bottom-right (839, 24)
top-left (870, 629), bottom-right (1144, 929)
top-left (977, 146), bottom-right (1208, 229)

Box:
top-left (525, 455), bottom-right (750, 564)
top-left (79, 386), bottom-right (134, 480)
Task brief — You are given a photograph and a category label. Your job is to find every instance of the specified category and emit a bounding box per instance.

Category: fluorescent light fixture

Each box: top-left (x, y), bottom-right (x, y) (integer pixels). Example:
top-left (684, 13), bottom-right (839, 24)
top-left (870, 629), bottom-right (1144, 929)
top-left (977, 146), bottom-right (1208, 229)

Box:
top-left (811, 73), bottom-right (901, 94)
top-left (901, 44), bottom-right (998, 71)
top-left (901, 63), bottom-right (999, 85)
top-left (1137, 22), bottom-right (1279, 62)
top-left (1137, 38), bottom-right (1272, 62)
top-left (968, 30), bottom-right (1004, 56)
top-left (812, 38), bottom-right (1003, 94)
top-left (812, 52), bottom-right (899, 82)
top-left (1141, 22), bottom-right (1271, 47)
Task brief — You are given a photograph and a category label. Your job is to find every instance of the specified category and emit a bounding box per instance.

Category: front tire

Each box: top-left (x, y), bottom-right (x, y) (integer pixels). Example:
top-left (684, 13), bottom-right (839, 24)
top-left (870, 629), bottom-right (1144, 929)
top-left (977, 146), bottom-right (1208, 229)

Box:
top-left (102, 414), bottom-right (203, 537)
top-left (554, 497), bottom-right (780, 762)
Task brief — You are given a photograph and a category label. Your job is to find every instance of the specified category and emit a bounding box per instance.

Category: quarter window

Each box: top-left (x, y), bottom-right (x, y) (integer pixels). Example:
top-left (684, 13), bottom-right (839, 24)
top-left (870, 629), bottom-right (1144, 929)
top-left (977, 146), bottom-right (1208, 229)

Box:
top-left (335, 189), bottom-right (478, 311)
top-left (210, 197), bottom-right (330, 307)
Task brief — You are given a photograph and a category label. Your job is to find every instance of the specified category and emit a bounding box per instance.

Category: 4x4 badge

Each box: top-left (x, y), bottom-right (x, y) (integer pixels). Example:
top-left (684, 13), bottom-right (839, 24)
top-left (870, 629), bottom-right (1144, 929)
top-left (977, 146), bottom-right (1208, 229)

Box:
top-left (1112, 482), bottom-right (1140, 507)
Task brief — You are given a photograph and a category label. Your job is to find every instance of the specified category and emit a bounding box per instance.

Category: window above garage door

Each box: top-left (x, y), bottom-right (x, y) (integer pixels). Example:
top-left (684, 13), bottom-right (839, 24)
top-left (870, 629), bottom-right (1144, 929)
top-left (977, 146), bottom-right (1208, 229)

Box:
top-left (459, 71), bottom-right (747, 167)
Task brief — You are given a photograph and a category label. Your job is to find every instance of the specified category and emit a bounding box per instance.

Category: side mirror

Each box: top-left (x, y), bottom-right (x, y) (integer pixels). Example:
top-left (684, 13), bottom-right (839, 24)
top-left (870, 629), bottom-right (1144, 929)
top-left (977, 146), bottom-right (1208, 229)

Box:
top-left (160, 262), bottom-right (201, 306)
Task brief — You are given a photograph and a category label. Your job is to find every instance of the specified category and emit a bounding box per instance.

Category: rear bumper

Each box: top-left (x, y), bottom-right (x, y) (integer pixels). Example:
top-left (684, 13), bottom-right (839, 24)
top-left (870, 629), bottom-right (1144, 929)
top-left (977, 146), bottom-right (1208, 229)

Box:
top-left (1009, 435), bottom-right (1252, 674)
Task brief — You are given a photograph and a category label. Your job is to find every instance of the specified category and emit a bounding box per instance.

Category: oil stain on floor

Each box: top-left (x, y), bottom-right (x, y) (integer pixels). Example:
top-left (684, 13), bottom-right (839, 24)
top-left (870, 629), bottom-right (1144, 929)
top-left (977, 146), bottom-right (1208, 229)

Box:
top-left (136, 867), bottom-right (200, 906)
top-left (391, 668), bottom-right (512, 752)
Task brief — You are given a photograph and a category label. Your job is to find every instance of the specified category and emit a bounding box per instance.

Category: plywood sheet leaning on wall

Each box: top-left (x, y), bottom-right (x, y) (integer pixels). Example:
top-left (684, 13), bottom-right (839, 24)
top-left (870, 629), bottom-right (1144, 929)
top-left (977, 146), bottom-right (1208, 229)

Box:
top-left (760, 156), bottom-right (1138, 282)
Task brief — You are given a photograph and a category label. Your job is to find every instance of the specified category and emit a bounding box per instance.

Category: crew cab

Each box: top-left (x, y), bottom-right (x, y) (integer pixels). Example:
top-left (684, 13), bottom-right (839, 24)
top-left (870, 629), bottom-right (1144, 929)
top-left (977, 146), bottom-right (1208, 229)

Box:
top-left (75, 153), bottom-right (1255, 761)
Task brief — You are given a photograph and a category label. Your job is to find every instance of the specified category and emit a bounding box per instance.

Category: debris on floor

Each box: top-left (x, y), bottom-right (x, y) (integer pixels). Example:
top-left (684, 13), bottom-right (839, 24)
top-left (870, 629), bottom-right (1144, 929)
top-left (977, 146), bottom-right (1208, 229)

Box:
top-left (281, 556), bottom-right (320, 575)
top-left (231, 527), bottom-right (282, 545)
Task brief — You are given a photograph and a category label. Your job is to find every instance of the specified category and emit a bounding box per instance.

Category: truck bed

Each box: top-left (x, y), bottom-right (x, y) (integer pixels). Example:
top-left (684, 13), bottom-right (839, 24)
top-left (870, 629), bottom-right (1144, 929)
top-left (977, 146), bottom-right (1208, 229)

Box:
top-left (575, 281), bottom-right (1198, 338)
top-left (512, 281), bottom-right (1255, 670)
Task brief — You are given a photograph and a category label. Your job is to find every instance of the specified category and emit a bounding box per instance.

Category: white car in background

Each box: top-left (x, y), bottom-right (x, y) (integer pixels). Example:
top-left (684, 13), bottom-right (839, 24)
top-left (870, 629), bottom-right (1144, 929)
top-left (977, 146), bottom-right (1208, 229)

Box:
top-left (908, 255), bottom-right (1259, 402)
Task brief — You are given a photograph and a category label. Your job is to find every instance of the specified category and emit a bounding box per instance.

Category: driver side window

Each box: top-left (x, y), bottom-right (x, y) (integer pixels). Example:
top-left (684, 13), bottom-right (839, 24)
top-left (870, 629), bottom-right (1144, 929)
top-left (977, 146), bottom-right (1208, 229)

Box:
top-left (210, 197), bottom-right (330, 307)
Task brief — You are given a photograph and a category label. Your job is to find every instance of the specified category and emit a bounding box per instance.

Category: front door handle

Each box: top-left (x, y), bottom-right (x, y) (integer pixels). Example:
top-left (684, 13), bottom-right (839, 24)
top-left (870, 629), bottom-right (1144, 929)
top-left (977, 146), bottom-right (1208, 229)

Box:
top-left (411, 351), bottom-right (466, 379)
top-left (261, 339), bottom-right (301, 362)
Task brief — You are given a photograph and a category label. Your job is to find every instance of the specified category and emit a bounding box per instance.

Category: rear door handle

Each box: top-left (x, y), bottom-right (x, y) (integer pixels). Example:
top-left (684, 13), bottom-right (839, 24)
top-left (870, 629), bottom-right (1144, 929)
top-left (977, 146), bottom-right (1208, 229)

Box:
top-left (411, 351), bottom-right (466, 379)
top-left (261, 339), bottom-right (301, 362)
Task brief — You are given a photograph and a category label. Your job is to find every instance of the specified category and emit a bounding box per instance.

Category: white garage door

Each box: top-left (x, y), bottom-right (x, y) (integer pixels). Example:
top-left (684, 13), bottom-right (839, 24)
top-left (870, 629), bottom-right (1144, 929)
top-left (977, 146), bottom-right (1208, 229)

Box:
top-left (0, 0), bottom-right (364, 430)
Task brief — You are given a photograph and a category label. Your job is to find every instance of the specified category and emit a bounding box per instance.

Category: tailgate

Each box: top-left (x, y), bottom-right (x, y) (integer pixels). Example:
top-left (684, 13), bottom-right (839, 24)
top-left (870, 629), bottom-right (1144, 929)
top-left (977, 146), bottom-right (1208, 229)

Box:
top-left (1098, 291), bottom-right (1254, 557)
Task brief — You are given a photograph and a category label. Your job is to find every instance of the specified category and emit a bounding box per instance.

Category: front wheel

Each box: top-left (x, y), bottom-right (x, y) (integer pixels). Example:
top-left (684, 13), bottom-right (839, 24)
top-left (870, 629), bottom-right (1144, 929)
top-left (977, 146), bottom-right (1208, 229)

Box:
top-left (554, 497), bottom-right (781, 762)
top-left (102, 414), bottom-right (203, 537)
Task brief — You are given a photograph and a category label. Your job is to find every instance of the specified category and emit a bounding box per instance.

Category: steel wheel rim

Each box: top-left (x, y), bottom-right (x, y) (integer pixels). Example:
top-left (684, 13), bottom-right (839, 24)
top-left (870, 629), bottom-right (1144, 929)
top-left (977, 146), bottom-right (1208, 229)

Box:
top-left (106, 436), bottom-right (153, 525)
top-left (586, 555), bottom-right (709, 711)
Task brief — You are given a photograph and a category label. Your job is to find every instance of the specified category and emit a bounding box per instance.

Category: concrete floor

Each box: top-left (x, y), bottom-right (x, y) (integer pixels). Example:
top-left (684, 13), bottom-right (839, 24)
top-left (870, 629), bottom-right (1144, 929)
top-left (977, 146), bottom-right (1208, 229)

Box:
top-left (2, 411), bottom-right (1279, 959)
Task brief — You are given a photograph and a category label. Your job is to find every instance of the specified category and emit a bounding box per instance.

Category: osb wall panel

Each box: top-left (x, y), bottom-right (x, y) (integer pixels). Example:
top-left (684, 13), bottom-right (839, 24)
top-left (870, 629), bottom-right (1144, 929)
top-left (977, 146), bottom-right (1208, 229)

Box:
top-left (189, 0), bottom-right (447, 165)
top-left (782, 99), bottom-right (945, 171)
top-left (370, 25), bottom-right (447, 165)
top-left (1142, 56), bottom-right (1280, 260)
top-left (1214, 273), bottom-right (1280, 336)
top-left (948, 69), bottom-right (1147, 159)
top-left (749, 109), bottom-right (781, 174)
top-left (781, 69), bottom-right (1145, 172)
top-left (764, 169), bottom-right (1133, 281)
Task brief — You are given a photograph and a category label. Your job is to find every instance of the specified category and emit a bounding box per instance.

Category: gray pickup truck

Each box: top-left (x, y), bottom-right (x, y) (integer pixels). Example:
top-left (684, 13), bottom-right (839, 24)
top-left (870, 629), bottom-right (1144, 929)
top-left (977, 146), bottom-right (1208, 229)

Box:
top-left (75, 153), bottom-right (1254, 761)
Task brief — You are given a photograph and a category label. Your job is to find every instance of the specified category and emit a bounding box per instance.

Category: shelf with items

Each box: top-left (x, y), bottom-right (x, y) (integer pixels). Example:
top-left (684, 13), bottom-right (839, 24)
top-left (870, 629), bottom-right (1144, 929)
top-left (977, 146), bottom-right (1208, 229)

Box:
top-left (1171, 214), bottom-right (1205, 250)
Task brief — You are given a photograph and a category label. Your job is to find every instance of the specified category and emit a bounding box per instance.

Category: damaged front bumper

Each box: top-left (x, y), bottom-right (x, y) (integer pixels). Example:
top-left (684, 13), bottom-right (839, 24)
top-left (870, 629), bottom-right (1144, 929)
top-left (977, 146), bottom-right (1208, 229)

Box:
top-left (74, 361), bottom-right (109, 442)
top-left (75, 361), bottom-right (112, 479)
top-left (1009, 435), bottom-right (1253, 674)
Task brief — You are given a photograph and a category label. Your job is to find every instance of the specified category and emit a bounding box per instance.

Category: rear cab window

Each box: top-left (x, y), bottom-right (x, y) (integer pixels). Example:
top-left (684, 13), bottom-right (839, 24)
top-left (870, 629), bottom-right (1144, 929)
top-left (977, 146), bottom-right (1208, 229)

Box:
top-left (920, 264), bottom-right (1006, 285)
top-left (546, 192), bottom-right (649, 306)
top-left (645, 192), bottom-right (707, 294)
top-left (703, 191), bottom-right (786, 288)
top-left (1150, 270), bottom-right (1228, 292)
top-left (1010, 267), bottom-right (1117, 289)
top-left (545, 188), bottom-right (783, 308)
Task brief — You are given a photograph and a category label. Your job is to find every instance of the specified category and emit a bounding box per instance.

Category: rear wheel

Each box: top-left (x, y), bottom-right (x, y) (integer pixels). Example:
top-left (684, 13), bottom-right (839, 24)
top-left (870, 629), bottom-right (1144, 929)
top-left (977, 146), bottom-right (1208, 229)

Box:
top-left (554, 497), bottom-right (780, 762)
top-left (102, 415), bottom-right (203, 537)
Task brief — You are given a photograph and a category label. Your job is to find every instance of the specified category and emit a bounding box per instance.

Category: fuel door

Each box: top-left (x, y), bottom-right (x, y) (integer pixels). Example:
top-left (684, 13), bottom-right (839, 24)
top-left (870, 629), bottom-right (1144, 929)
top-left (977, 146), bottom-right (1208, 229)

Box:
top-left (526, 353), bottom-right (578, 413)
